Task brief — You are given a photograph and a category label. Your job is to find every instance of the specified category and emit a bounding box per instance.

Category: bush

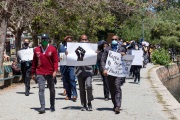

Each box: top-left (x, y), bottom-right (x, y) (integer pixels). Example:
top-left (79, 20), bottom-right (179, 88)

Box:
top-left (151, 48), bottom-right (171, 66)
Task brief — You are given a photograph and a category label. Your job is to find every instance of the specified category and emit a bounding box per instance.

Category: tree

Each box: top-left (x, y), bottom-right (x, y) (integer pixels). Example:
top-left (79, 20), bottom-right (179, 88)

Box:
top-left (0, 0), bottom-right (15, 67)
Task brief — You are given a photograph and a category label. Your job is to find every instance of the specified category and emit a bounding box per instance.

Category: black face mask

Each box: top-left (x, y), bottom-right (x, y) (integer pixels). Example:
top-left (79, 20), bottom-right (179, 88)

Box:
top-left (24, 43), bottom-right (29, 47)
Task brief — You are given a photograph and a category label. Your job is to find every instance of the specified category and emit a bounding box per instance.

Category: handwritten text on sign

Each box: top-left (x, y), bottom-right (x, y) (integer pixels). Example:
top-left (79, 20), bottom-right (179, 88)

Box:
top-left (105, 51), bottom-right (134, 77)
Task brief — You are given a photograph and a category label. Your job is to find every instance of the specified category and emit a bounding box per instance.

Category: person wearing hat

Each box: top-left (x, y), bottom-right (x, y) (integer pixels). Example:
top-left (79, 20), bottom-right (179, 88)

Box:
top-left (58, 36), bottom-right (77, 101)
top-left (31, 34), bottom-right (58, 114)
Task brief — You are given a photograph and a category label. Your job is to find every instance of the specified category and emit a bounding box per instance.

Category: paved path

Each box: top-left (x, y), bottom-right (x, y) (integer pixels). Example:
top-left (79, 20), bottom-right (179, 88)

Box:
top-left (0, 64), bottom-right (178, 120)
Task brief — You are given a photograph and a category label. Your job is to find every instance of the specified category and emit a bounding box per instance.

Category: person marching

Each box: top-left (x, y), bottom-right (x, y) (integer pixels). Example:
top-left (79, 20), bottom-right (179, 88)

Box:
top-left (75, 35), bottom-right (94, 111)
top-left (18, 39), bottom-right (32, 96)
top-left (31, 34), bottom-right (58, 114)
top-left (101, 35), bottom-right (126, 114)
top-left (97, 40), bottom-right (110, 101)
top-left (58, 36), bottom-right (77, 101)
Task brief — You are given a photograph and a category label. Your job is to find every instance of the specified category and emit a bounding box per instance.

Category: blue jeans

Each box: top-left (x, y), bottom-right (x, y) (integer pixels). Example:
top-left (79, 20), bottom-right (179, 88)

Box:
top-left (63, 66), bottom-right (77, 98)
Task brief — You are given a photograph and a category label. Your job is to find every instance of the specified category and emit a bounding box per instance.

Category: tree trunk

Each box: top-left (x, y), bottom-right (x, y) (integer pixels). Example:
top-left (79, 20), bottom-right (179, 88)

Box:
top-left (0, 17), bottom-right (8, 67)
top-left (32, 32), bottom-right (39, 47)
top-left (15, 28), bottom-right (24, 54)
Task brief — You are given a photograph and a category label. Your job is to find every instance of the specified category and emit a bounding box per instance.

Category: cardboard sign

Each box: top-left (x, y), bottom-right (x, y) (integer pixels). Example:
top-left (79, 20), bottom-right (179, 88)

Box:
top-left (18, 48), bottom-right (34, 61)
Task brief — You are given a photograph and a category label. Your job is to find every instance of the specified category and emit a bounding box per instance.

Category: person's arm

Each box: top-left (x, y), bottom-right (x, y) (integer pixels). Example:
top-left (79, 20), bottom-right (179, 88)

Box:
top-left (31, 49), bottom-right (38, 80)
top-left (101, 48), bottom-right (109, 76)
top-left (52, 48), bottom-right (59, 78)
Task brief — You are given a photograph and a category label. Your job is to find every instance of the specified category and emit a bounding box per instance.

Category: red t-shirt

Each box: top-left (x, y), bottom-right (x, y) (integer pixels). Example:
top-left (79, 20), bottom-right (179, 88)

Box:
top-left (31, 45), bottom-right (58, 75)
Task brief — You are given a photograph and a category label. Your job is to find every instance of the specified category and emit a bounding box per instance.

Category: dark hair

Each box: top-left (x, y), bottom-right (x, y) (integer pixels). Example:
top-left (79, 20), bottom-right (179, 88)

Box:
top-left (98, 41), bottom-right (108, 51)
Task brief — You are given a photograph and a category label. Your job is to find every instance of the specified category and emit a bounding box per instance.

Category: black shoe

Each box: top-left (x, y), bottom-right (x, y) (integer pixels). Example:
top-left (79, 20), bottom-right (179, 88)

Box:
top-left (25, 92), bottom-right (29, 96)
top-left (114, 107), bottom-right (120, 114)
top-left (38, 109), bottom-right (45, 114)
top-left (87, 103), bottom-right (93, 111)
top-left (50, 106), bottom-right (55, 112)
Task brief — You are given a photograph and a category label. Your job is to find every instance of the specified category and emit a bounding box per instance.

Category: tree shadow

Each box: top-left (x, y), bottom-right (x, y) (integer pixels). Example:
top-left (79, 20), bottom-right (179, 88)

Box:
top-left (62, 106), bottom-right (82, 110)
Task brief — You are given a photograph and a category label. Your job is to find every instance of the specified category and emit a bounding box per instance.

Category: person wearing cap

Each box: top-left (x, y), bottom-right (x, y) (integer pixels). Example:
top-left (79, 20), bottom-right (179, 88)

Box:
top-left (101, 35), bottom-right (126, 114)
top-left (58, 36), bottom-right (77, 101)
top-left (31, 34), bottom-right (58, 114)
top-left (18, 39), bottom-right (32, 96)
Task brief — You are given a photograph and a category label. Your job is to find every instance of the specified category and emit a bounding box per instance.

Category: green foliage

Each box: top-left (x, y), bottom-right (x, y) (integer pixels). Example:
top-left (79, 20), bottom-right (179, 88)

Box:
top-left (150, 8), bottom-right (180, 52)
top-left (151, 48), bottom-right (171, 66)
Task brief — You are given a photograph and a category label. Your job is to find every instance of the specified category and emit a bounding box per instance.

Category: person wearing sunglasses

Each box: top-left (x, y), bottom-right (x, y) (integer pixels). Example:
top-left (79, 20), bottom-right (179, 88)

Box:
top-left (101, 35), bottom-right (126, 114)
top-left (31, 33), bottom-right (58, 114)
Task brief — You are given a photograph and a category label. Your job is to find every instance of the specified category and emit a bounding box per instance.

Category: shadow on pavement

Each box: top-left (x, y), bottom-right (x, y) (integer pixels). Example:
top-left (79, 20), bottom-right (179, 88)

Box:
top-left (16, 92), bottom-right (34, 94)
top-left (55, 97), bottom-right (65, 100)
top-left (96, 83), bottom-right (103, 86)
top-left (62, 106), bottom-right (81, 110)
top-left (128, 82), bottom-right (136, 84)
top-left (96, 108), bottom-right (113, 111)
top-left (94, 97), bottom-right (106, 100)
top-left (30, 107), bottom-right (50, 111)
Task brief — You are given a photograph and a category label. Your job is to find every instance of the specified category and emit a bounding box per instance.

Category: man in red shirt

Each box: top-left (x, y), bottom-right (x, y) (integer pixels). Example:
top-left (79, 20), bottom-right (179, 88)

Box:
top-left (31, 34), bottom-right (58, 114)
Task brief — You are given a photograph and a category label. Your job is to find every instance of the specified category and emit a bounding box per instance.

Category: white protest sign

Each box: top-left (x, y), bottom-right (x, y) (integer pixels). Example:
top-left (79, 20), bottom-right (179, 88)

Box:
top-left (131, 50), bottom-right (144, 66)
top-left (59, 53), bottom-right (66, 66)
top-left (66, 42), bottom-right (97, 66)
top-left (105, 51), bottom-right (134, 77)
top-left (105, 51), bottom-right (124, 77)
top-left (122, 55), bottom-right (134, 77)
top-left (18, 48), bottom-right (34, 61)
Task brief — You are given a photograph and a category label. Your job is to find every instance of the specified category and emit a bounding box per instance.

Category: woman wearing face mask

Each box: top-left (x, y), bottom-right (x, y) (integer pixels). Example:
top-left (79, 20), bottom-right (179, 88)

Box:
top-left (97, 40), bottom-right (110, 101)
top-left (132, 43), bottom-right (142, 84)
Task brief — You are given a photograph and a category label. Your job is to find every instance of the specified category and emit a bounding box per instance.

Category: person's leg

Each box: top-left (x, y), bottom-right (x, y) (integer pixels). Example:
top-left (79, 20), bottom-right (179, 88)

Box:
top-left (114, 78), bottom-right (122, 114)
top-left (134, 66), bottom-right (138, 83)
top-left (69, 67), bottom-right (77, 101)
top-left (65, 68), bottom-right (72, 99)
top-left (46, 75), bottom-right (55, 111)
top-left (25, 67), bottom-right (31, 96)
top-left (137, 67), bottom-right (141, 83)
top-left (101, 72), bottom-right (109, 100)
top-left (77, 76), bottom-right (87, 110)
top-left (36, 75), bottom-right (46, 113)
top-left (86, 75), bottom-right (93, 111)
top-left (107, 76), bottom-right (116, 110)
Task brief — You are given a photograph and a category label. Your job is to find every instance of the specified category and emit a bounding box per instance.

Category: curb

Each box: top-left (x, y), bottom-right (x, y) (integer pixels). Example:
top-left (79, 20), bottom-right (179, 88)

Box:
top-left (149, 65), bottom-right (180, 120)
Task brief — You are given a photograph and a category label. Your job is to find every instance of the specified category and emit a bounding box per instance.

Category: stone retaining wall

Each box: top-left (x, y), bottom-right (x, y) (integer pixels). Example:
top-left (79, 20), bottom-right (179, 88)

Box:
top-left (156, 63), bottom-right (180, 83)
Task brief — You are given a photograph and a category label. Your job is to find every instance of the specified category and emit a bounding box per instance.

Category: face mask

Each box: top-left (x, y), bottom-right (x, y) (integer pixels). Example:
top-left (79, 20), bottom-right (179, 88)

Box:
top-left (111, 40), bottom-right (118, 45)
top-left (24, 43), bottom-right (29, 47)
top-left (41, 40), bottom-right (48, 46)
